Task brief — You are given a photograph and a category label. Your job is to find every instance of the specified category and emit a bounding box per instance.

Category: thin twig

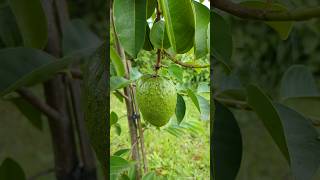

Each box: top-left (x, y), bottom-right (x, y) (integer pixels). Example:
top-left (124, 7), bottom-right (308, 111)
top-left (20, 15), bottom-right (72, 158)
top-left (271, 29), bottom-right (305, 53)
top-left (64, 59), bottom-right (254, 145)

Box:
top-left (17, 87), bottom-right (62, 122)
top-left (213, 0), bottom-right (320, 21)
top-left (115, 90), bottom-right (130, 101)
top-left (163, 51), bottom-right (209, 68)
top-left (214, 96), bottom-right (252, 110)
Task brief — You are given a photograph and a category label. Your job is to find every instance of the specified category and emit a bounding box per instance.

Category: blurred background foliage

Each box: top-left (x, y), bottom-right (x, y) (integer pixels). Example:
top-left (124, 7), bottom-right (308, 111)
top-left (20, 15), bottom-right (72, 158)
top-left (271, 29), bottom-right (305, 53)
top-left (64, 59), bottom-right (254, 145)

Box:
top-left (0, 0), bottom-right (105, 179)
top-left (214, 0), bottom-right (320, 179)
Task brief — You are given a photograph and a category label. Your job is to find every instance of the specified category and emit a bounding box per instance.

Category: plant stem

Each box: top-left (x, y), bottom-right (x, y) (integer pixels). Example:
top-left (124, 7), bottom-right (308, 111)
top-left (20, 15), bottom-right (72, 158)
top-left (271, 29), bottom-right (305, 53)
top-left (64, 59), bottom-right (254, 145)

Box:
top-left (163, 50), bottom-right (210, 68)
top-left (154, 1), bottom-right (162, 74)
top-left (213, 0), bottom-right (320, 21)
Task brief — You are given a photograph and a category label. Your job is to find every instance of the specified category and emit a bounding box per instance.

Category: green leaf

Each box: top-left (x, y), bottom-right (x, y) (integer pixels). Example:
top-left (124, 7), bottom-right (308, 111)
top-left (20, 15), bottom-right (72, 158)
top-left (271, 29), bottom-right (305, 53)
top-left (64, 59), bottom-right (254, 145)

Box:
top-left (146, 0), bottom-right (157, 18)
top-left (143, 24), bottom-right (153, 51)
top-left (215, 89), bottom-right (247, 102)
top-left (110, 111), bottom-right (118, 126)
top-left (110, 156), bottom-right (135, 176)
top-left (283, 96), bottom-right (320, 121)
top-left (113, 0), bottom-right (147, 58)
top-left (187, 89), bottom-right (200, 112)
top-left (247, 84), bottom-right (290, 161)
top-left (150, 20), bottom-right (170, 49)
top-left (197, 82), bottom-right (210, 93)
top-left (110, 47), bottom-right (126, 77)
top-left (0, 47), bottom-right (96, 97)
top-left (0, 48), bottom-right (54, 96)
top-left (193, 1), bottom-right (210, 59)
top-left (130, 68), bottom-right (142, 81)
top-left (168, 64), bottom-right (183, 82)
top-left (83, 45), bottom-right (107, 175)
top-left (110, 76), bottom-right (131, 92)
top-left (196, 95), bottom-right (210, 121)
top-left (240, 1), bottom-right (293, 40)
top-left (274, 104), bottom-right (320, 180)
top-left (62, 19), bottom-right (101, 55)
top-left (113, 148), bottom-right (130, 157)
top-left (0, 5), bottom-right (22, 46)
top-left (0, 158), bottom-right (26, 180)
top-left (114, 123), bottom-right (122, 136)
top-left (11, 97), bottom-right (43, 131)
top-left (159, 0), bottom-right (195, 53)
top-left (8, 0), bottom-right (47, 49)
top-left (175, 94), bottom-right (186, 124)
top-left (142, 172), bottom-right (156, 180)
top-left (280, 65), bottom-right (319, 99)
top-left (212, 101), bottom-right (242, 180)
top-left (211, 11), bottom-right (232, 66)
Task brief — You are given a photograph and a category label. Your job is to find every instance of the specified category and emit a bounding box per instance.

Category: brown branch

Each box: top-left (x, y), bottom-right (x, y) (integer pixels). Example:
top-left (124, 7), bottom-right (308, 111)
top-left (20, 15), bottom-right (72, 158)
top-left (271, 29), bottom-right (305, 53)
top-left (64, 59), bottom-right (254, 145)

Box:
top-left (17, 87), bottom-right (62, 122)
top-left (70, 69), bottom-right (83, 79)
top-left (213, 0), bottom-right (320, 21)
top-left (214, 96), bottom-right (252, 110)
top-left (163, 51), bottom-right (209, 68)
top-left (115, 90), bottom-right (130, 101)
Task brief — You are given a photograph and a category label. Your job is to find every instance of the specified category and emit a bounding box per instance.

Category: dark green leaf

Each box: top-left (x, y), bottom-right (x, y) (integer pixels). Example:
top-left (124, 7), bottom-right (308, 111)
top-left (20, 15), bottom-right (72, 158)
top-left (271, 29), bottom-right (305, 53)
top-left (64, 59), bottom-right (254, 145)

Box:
top-left (247, 84), bottom-right (290, 161)
top-left (8, 0), bottom-right (47, 49)
top-left (212, 101), bottom-right (242, 180)
top-left (113, 148), bottom-right (130, 157)
top-left (62, 19), bottom-right (101, 55)
top-left (280, 65), bottom-right (319, 99)
top-left (0, 47), bottom-right (96, 97)
top-left (193, 1), bottom-right (210, 59)
top-left (11, 97), bottom-right (43, 131)
top-left (143, 24), bottom-right (153, 51)
top-left (110, 111), bottom-right (118, 126)
top-left (240, 1), bottom-right (293, 40)
top-left (175, 94), bottom-right (186, 124)
top-left (168, 64), bottom-right (183, 82)
top-left (187, 89), bottom-right (200, 112)
top-left (110, 76), bottom-right (131, 92)
top-left (150, 20), bottom-right (170, 49)
top-left (159, 0), bottom-right (195, 53)
top-left (0, 5), bottom-right (22, 46)
top-left (146, 0), bottom-right (157, 18)
top-left (0, 158), bottom-right (26, 180)
top-left (115, 123), bottom-right (122, 136)
top-left (110, 47), bottom-right (125, 77)
top-left (110, 156), bottom-right (135, 176)
top-left (211, 11), bottom-right (232, 66)
top-left (83, 45), bottom-right (107, 175)
top-left (274, 104), bottom-right (320, 180)
top-left (215, 89), bottom-right (247, 102)
top-left (283, 96), bottom-right (320, 121)
top-left (113, 0), bottom-right (146, 58)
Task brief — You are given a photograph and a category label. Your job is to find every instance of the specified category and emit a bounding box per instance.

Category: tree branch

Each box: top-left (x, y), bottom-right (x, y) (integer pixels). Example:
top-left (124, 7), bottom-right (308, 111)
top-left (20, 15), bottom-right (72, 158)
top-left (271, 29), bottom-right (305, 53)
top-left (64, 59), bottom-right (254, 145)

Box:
top-left (215, 96), bottom-right (320, 127)
top-left (163, 51), bottom-right (209, 68)
top-left (17, 87), bottom-right (62, 122)
top-left (213, 0), bottom-right (320, 21)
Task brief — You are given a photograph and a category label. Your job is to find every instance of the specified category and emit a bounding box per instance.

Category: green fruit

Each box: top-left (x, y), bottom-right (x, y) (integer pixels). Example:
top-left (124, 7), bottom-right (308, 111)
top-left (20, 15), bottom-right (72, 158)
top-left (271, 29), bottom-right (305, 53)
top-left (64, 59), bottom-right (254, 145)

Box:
top-left (136, 75), bottom-right (177, 127)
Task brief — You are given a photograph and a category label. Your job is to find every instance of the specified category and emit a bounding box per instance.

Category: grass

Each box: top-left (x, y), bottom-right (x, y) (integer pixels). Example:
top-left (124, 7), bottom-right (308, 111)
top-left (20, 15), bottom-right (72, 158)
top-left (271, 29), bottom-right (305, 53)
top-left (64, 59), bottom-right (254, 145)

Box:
top-left (110, 93), bottom-right (210, 179)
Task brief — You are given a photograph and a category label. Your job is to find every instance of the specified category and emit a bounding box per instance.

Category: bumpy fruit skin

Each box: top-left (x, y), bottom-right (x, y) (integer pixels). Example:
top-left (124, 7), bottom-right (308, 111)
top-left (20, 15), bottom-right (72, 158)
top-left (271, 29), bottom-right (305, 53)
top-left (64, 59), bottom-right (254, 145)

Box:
top-left (136, 75), bottom-right (177, 127)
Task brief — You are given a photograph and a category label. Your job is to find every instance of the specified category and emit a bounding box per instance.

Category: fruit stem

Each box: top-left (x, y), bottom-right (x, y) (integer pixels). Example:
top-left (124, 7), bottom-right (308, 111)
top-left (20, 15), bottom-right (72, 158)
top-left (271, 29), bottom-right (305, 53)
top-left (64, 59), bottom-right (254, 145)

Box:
top-left (154, 1), bottom-right (162, 75)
